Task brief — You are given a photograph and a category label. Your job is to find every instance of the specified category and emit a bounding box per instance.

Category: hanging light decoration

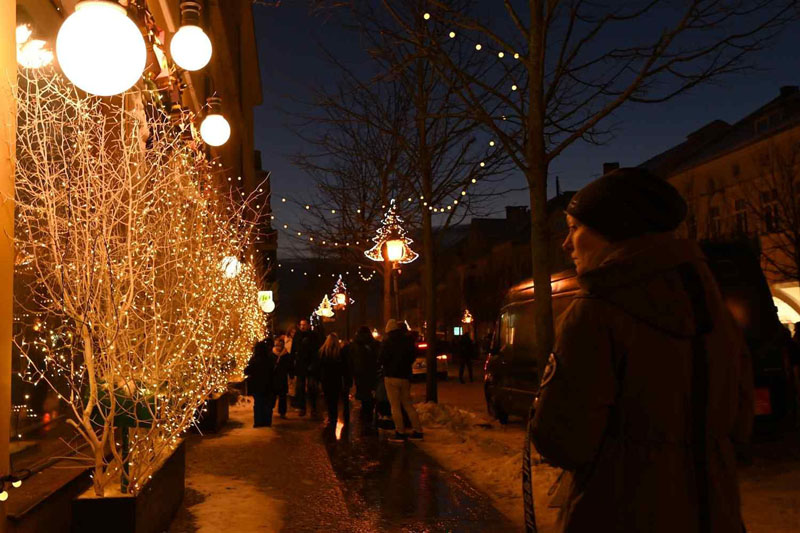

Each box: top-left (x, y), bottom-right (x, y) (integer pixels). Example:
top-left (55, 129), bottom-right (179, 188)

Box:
top-left (365, 199), bottom-right (419, 264)
top-left (56, 1), bottom-right (147, 96)
top-left (462, 309), bottom-right (474, 324)
top-left (258, 291), bottom-right (276, 313)
top-left (170, 1), bottom-right (212, 71)
top-left (220, 256), bottom-right (241, 278)
top-left (200, 96), bottom-right (231, 147)
top-left (315, 295), bottom-right (335, 318)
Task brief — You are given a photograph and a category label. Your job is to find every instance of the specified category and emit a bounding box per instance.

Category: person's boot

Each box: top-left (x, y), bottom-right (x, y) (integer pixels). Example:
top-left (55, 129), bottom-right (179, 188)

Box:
top-left (388, 432), bottom-right (407, 443)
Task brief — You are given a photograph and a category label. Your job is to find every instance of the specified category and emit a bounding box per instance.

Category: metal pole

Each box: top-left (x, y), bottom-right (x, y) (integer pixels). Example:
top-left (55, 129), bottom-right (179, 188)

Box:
top-left (0, 3), bottom-right (16, 531)
top-left (392, 267), bottom-right (400, 319)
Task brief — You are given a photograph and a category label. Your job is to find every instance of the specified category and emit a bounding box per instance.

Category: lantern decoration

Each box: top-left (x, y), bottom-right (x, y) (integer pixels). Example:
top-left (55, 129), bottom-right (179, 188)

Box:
top-left (372, 328), bottom-right (379, 339)
top-left (462, 309), bottom-right (474, 324)
top-left (330, 275), bottom-right (354, 309)
top-left (56, 1), bottom-right (147, 96)
top-left (170, 1), bottom-right (212, 71)
top-left (221, 256), bottom-right (241, 278)
top-left (258, 290), bottom-right (275, 313)
top-left (16, 24), bottom-right (53, 69)
top-left (365, 199), bottom-right (419, 264)
top-left (315, 295), bottom-right (335, 318)
top-left (199, 96), bottom-right (231, 147)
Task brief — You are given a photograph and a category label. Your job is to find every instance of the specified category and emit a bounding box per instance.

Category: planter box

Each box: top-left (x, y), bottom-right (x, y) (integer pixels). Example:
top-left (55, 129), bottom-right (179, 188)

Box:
top-left (71, 441), bottom-right (185, 533)
top-left (6, 462), bottom-right (92, 533)
top-left (194, 391), bottom-right (230, 434)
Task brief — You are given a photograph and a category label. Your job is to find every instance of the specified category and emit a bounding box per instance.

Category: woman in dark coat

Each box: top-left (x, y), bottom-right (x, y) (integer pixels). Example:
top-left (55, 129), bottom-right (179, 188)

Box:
top-left (319, 333), bottom-right (352, 427)
top-left (344, 326), bottom-right (380, 420)
top-left (532, 168), bottom-right (752, 533)
top-left (271, 335), bottom-right (292, 419)
top-left (244, 338), bottom-right (275, 427)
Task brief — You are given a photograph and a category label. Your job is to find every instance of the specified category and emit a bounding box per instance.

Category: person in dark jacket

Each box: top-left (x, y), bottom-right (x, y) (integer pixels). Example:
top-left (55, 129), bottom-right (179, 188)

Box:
top-left (319, 333), bottom-right (352, 427)
top-left (379, 319), bottom-right (423, 442)
top-left (244, 338), bottom-right (276, 427)
top-left (345, 325), bottom-right (380, 420)
top-left (271, 335), bottom-right (292, 419)
top-left (290, 319), bottom-right (322, 416)
top-left (531, 168), bottom-right (753, 533)
top-left (454, 334), bottom-right (477, 383)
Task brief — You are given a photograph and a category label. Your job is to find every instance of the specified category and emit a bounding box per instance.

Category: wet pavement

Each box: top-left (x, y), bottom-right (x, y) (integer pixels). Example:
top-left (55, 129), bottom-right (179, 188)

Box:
top-left (169, 400), bottom-right (517, 533)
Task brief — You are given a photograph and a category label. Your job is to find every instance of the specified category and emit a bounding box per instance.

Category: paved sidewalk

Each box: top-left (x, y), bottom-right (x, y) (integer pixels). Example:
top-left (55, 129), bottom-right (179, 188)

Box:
top-left (169, 399), bottom-right (516, 533)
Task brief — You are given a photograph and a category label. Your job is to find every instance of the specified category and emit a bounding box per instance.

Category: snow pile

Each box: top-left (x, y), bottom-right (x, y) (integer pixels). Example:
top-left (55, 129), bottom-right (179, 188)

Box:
top-left (415, 401), bottom-right (486, 430)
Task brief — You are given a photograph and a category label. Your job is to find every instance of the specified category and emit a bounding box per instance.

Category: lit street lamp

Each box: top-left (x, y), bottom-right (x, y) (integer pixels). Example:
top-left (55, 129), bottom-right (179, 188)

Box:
top-left (56, 1), bottom-right (147, 96)
top-left (200, 96), bottom-right (231, 147)
top-left (170, 1), bottom-right (212, 71)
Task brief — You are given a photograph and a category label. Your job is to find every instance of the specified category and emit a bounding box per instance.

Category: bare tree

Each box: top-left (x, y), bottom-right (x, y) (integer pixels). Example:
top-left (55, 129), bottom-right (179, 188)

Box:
top-left (14, 71), bottom-right (264, 496)
top-left (742, 140), bottom-right (800, 285)
top-left (379, 0), bottom-right (796, 366)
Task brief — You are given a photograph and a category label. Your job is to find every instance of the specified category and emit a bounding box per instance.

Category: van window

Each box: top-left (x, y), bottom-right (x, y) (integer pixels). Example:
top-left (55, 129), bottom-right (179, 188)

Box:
top-left (499, 311), bottom-right (515, 351)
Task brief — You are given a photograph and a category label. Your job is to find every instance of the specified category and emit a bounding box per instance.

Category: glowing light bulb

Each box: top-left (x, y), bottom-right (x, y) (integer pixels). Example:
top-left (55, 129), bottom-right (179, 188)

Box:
top-left (200, 114), bottom-right (230, 146)
top-left (170, 25), bottom-right (212, 71)
top-left (0, 491), bottom-right (7, 502)
top-left (56, 1), bottom-right (146, 96)
top-left (335, 293), bottom-right (347, 306)
top-left (449, 31), bottom-right (455, 38)
top-left (385, 239), bottom-right (405, 262)
top-left (423, 13), bottom-right (431, 20)
top-left (11, 480), bottom-right (22, 489)
top-left (220, 256), bottom-right (241, 278)
top-left (475, 44), bottom-right (482, 51)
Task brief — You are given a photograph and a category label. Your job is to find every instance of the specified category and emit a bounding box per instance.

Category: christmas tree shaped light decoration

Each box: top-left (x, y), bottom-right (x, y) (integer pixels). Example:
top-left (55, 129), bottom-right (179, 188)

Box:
top-left (315, 294), bottom-right (335, 318)
top-left (331, 275), bottom-right (354, 309)
top-left (365, 199), bottom-right (419, 264)
top-left (462, 309), bottom-right (474, 324)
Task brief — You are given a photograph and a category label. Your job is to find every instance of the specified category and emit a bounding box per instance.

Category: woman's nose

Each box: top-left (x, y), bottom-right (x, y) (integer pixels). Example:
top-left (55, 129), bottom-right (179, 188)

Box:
top-left (562, 234), bottom-right (572, 252)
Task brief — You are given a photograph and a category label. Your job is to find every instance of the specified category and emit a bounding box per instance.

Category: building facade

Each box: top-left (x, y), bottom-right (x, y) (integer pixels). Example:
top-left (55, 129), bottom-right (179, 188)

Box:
top-left (642, 86), bottom-right (800, 328)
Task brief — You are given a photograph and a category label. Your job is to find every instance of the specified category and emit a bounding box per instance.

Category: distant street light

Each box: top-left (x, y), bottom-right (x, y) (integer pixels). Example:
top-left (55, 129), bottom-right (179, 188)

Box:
top-left (56, 1), bottom-right (146, 96)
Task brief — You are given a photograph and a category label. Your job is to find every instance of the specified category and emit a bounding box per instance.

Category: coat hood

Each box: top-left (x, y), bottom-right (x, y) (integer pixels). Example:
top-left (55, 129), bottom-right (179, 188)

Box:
top-left (577, 234), bottom-right (706, 338)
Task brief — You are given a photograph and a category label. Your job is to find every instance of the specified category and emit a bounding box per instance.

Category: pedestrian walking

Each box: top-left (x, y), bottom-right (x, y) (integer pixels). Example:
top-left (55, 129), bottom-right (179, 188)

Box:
top-left (319, 333), bottom-right (352, 428)
top-left (344, 325), bottom-right (380, 421)
top-left (380, 319), bottom-right (423, 442)
top-left (271, 335), bottom-right (292, 419)
top-left (290, 318), bottom-right (321, 417)
top-left (454, 334), bottom-right (477, 383)
top-left (244, 338), bottom-right (276, 428)
top-left (531, 168), bottom-right (753, 532)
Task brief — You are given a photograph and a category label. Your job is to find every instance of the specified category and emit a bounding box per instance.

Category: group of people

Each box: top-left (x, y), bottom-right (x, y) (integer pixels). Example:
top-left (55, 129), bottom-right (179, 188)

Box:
top-left (244, 317), bottom-right (423, 442)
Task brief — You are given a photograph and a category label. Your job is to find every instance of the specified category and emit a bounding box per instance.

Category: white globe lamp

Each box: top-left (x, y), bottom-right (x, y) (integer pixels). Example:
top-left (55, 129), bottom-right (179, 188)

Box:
top-left (200, 97), bottom-right (231, 147)
top-left (170, 1), bottom-right (212, 71)
top-left (56, 1), bottom-right (146, 96)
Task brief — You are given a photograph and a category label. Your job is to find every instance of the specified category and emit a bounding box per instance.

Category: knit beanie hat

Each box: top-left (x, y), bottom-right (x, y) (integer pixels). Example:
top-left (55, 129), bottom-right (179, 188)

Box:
top-left (566, 168), bottom-right (687, 241)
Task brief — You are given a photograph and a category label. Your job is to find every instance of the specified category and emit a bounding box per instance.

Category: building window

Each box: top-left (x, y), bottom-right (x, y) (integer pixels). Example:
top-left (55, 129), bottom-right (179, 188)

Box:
top-left (708, 206), bottom-right (721, 238)
top-left (734, 199), bottom-right (748, 235)
top-left (760, 189), bottom-right (779, 233)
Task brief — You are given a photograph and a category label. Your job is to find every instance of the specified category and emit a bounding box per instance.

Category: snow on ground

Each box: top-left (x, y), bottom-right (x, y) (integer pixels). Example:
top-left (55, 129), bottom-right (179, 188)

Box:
top-left (184, 473), bottom-right (285, 533)
top-left (414, 400), bottom-right (561, 532)
top-left (411, 375), bottom-right (800, 533)
top-left (178, 404), bottom-right (286, 533)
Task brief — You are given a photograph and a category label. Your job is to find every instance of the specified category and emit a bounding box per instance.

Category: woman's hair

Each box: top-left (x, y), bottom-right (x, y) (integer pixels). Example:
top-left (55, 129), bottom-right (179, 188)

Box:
top-left (319, 333), bottom-right (341, 359)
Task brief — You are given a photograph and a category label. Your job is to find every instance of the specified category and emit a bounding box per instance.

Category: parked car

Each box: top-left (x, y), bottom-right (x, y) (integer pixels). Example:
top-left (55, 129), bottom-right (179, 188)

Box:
top-left (412, 339), bottom-right (449, 380)
top-left (484, 241), bottom-right (793, 433)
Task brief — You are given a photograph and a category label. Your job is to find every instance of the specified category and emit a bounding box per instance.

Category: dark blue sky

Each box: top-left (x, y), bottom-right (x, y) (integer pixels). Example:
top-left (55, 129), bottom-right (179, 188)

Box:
top-left (251, 3), bottom-right (798, 258)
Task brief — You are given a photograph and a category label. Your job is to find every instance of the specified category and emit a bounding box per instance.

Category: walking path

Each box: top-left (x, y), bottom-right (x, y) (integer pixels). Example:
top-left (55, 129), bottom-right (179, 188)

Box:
top-left (169, 399), bottom-right (516, 533)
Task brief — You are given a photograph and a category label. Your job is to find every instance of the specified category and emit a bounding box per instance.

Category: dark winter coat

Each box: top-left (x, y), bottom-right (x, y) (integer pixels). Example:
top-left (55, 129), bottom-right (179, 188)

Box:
top-left (290, 329), bottom-right (321, 378)
top-left (320, 350), bottom-right (352, 393)
top-left (531, 235), bottom-right (753, 533)
top-left (244, 341), bottom-right (274, 395)
top-left (272, 350), bottom-right (292, 395)
top-left (345, 332), bottom-right (380, 400)
top-left (454, 335), bottom-right (477, 361)
top-left (379, 329), bottom-right (416, 380)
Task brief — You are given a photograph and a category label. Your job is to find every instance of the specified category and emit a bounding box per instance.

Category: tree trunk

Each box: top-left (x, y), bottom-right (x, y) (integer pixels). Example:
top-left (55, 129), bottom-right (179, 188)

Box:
top-left (422, 208), bottom-right (438, 403)
top-left (527, 0), bottom-right (555, 367)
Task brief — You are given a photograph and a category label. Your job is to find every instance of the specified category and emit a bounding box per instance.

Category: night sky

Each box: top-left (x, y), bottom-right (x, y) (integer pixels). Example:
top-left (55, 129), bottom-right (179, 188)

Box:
top-left (251, 3), bottom-right (798, 258)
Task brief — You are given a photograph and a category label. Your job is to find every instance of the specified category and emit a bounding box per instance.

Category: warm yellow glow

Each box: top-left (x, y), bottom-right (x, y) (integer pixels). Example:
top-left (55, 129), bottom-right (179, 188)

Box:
top-left (385, 239), bottom-right (405, 262)
top-left (56, 1), bottom-right (146, 96)
top-left (335, 292), bottom-right (347, 306)
top-left (258, 290), bottom-right (275, 313)
top-left (200, 114), bottom-right (231, 146)
top-left (462, 309), bottom-right (474, 324)
top-left (16, 25), bottom-right (32, 44)
top-left (221, 256), bottom-right (241, 278)
top-left (170, 25), bottom-right (212, 71)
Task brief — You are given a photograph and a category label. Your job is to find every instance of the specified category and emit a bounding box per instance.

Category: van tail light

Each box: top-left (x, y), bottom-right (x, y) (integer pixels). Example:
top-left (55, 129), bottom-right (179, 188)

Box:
top-left (436, 355), bottom-right (447, 360)
top-left (417, 342), bottom-right (428, 349)
top-left (754, 387), bottom-right (772, 416)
